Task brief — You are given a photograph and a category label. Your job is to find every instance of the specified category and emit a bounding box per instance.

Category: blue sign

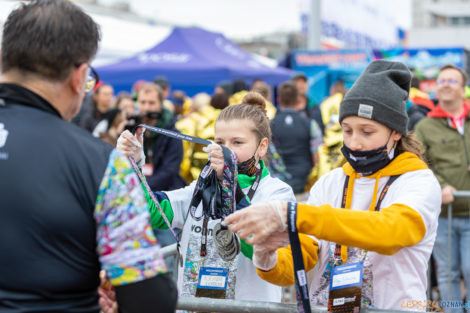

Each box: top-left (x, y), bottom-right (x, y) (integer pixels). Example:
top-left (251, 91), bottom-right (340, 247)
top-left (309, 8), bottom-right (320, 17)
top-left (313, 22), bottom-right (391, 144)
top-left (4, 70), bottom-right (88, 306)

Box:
top-left (292, 50), bottom-right (372, 105)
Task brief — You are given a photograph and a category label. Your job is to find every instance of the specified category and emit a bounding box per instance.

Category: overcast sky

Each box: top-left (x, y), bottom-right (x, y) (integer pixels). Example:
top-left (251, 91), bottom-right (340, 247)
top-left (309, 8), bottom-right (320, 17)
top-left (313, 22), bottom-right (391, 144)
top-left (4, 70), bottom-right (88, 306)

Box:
top-left (101, 0), bottom-right (412, 40)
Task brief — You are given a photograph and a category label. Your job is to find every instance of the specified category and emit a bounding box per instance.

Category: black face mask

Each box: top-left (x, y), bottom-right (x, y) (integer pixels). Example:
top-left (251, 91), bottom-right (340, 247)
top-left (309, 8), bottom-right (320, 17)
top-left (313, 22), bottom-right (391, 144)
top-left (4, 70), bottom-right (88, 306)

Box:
top-left (238, 154), bottom-right (258, 176)
top-left (341, 141), bottom-right (396, 176)
top-left (145, 110), bottom-right (162, 120)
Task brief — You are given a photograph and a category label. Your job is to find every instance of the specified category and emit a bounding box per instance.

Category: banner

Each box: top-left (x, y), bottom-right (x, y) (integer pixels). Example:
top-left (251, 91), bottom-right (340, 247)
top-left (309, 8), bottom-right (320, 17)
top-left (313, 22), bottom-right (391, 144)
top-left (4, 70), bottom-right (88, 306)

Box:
top-left (292, 50), bottom-right (372, 104)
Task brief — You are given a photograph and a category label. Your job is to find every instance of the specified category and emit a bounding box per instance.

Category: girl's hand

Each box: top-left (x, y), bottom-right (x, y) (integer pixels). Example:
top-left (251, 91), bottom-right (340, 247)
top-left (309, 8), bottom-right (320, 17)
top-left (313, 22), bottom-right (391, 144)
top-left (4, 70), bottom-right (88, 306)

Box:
top-left (206, 143), bottom-right (224, 180)
top-left (252, 232), bottom-right (289, 271)
top-left (116, 128), bottom-right (145, 166)
top-left (222, 201), bottom-right (288, 245)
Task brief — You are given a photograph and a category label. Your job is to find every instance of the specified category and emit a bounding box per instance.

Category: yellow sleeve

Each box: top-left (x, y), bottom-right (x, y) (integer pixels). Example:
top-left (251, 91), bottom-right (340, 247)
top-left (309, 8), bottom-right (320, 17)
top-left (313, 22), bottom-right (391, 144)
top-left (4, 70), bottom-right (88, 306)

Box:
top-left (296, 203), bottom-right (426, 255)
top-left (256, 234), bottom-right (319, 287)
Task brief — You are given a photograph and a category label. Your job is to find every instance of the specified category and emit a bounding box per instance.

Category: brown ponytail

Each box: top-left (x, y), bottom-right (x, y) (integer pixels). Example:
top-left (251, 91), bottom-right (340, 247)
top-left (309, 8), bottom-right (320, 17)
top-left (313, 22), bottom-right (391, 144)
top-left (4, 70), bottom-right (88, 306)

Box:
top-left (397, 133), bottom-right (425, 161)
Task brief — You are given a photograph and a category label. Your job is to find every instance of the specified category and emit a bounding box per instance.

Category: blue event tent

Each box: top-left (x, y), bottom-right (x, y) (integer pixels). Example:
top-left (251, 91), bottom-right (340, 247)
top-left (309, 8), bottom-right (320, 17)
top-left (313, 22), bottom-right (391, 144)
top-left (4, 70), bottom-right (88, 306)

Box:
top-left (96, 26), bottom-right (294, 96)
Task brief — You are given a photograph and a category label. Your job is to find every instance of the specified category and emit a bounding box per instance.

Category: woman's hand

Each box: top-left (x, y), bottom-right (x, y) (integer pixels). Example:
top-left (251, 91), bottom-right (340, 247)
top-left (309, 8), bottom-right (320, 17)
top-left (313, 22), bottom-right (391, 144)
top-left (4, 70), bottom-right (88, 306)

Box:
top-left (222, 201), bottom-right (288, 245)
top-left (116, 128), bottom-right (145, 166)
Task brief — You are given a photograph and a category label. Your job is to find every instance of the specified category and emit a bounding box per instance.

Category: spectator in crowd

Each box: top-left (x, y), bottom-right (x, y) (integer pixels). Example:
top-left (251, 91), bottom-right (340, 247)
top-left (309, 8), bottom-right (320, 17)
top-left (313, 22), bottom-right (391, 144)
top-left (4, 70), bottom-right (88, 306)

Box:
top-left (131, 79), bottom-right (146, 102)
top-left (251, 81), bottom-right (271, 102)
top-left (316, 80), bottom-right (347, 179)
top-left (170, 90), bottom-right (189, 118)
top-left (407, 73), bottom-right (435, 131)
top-left (271, 81), bottom-right (322, 195)
top-left (210, 92), bottom-right (229, 110)
top-left (114, 91), bottom-right (135, 117)
top-left (224, 60), bottom-right (441, 310)
top-left (176, 92), bottom-right (220, 183)
top-left (251, 80), bottom-right (277, 120)
top-left (214, 80), bottom-right (234, 96)
top-left (92, 108), bottom-right (127, 147)
top-left (0, 1), bottom-right (177, 312)
top-left (292, 72), bottom-right (325, 134)
top-left (136, 82), bottom-right (185, 191)
top-left (415, 64), bottom-right (470, 312)
top-left (80, 83), bottom-right (114, 132)
top-left (228, 78), bottom-right (250, 106)
top-left (154, 76), bottom-right (175, 113)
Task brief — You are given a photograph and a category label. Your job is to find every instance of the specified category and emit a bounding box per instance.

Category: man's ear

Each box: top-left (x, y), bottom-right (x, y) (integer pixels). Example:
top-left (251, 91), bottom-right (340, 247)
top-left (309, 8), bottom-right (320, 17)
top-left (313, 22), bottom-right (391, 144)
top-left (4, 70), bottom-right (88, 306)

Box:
top-left (70, 63), bottom-right (88, 94)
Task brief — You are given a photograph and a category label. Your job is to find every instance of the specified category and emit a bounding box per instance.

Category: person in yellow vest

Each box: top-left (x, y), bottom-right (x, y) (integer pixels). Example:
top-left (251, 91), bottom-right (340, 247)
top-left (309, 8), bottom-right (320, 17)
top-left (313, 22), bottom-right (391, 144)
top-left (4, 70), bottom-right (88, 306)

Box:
top-left (229, 79), bottom-right (277, 120)
top-left (176, 93), bottom-right (220, 183)
top-left (305, 80), bottom-right (347, 190)
top-left (223, 60), bottom-right (441, 310)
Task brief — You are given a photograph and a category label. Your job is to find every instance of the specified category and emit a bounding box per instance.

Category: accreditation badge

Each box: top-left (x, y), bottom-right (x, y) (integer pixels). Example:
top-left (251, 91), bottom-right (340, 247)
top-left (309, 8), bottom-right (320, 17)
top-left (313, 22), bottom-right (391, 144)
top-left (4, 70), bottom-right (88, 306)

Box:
top-left (195, 266), bottom-right (229, 299)
top-left (328, 262), bottom-right (363, 313)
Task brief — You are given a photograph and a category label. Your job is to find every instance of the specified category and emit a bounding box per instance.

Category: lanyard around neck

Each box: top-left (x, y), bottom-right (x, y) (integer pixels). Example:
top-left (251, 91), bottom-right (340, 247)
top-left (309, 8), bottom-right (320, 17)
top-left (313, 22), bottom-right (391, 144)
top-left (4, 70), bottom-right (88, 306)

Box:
top-left (334, 174), bottom-right (400, 263)
top-left (246, 169), bottom-right (262, 201)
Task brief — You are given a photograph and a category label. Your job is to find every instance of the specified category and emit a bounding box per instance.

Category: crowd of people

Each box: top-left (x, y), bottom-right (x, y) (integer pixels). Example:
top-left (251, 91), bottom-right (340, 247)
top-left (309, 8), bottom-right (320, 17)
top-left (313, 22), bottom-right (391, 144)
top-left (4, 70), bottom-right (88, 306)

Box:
top-left (1, 1), bottom-right (470, 313)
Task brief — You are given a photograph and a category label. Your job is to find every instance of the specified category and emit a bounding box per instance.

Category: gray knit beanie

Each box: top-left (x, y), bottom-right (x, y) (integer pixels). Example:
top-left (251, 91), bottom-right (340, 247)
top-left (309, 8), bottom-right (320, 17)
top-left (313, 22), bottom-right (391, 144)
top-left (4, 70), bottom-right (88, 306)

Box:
top-left (339, 60), bottom-right (411, 135)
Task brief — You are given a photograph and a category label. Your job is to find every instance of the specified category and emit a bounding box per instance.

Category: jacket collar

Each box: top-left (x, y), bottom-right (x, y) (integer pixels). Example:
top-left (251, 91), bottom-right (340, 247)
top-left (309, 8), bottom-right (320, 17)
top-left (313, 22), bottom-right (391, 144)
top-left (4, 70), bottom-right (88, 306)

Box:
top-left (341, 151), bottom-right (428, 214)
top-left (0, 83), bottom-right (62, 118)
top-left (427, 101), bottom-right (470, 119)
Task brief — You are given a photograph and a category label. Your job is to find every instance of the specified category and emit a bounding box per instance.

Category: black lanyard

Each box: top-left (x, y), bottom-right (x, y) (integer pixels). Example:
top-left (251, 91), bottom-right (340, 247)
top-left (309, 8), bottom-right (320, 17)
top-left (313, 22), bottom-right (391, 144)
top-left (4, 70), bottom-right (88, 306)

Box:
top-left (287, 202), bottom-right (311, 313)
top-left (334, 174), bottom-right (401, 263)
top-left (137, 124), bottom-right (212, 146)
top-left (246, 169), bottom-right (262, 201)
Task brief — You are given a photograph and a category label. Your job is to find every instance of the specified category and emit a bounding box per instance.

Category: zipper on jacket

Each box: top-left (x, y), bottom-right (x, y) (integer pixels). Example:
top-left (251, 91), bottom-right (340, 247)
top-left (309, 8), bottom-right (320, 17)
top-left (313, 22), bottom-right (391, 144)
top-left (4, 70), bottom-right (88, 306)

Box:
top-left (461, 133), bottom-right (470, 166)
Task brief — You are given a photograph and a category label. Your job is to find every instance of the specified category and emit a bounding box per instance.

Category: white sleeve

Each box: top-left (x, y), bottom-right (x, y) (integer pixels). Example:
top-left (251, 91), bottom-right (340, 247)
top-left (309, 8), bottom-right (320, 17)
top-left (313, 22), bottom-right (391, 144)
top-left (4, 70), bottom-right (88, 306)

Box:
top-left (388, 170), bottom-right (442, 234)
top-left (166, 180), bottom-right (197, 229)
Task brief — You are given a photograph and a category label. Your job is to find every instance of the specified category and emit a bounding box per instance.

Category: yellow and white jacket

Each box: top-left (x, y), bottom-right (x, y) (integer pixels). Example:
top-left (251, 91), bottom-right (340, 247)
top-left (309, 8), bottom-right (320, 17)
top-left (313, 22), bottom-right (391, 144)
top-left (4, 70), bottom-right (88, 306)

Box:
top-left (257, 152), bottom-right (441, 309)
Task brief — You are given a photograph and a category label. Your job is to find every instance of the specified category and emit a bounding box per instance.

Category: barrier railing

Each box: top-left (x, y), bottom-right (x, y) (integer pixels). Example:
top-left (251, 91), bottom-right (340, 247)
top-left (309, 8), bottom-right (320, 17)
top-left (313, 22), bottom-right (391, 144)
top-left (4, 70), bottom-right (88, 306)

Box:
top-left (175, 297), bottom-right (410, 313)
top-left (176, 297), bottom-right (296, 313)
top-left (440, 191), bottom-right (470, 299)
top-left (160, 243), bottom-right (179, 282)
top-left (162, 191), bottom-right (470, 311)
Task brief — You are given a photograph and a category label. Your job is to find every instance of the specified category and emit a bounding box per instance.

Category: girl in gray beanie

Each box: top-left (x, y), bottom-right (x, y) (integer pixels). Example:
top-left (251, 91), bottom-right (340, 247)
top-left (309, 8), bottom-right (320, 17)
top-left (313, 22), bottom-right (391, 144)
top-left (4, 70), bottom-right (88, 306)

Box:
top-left (223, 60), bottom-right (441, 310)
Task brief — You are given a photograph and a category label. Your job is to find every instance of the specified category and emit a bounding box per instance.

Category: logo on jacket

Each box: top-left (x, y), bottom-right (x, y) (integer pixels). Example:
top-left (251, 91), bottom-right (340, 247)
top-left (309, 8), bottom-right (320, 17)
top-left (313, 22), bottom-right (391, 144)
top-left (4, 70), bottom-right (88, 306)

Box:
top-left (284, 114), bottom-right (294, 125)
top-left (0, 123), bottom-right (8, 148)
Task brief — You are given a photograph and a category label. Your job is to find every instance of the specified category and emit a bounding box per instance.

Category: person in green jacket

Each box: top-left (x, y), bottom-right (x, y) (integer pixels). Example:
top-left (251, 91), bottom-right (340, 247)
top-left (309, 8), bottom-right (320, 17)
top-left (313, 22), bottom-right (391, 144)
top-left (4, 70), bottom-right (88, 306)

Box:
top-left (415, 64), bottom-right (470, 313)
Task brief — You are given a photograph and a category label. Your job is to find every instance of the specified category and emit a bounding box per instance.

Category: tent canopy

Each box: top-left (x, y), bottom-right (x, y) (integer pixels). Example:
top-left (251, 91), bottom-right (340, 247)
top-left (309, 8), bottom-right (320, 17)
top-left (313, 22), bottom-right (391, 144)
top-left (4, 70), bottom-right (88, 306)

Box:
top-left (96, 26), bottom-right (294, 96)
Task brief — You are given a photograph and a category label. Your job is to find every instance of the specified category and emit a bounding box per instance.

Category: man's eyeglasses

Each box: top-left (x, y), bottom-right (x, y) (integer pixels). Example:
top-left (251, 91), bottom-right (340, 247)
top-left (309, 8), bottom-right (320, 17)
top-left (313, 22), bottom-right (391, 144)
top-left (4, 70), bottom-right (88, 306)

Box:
top-left (436, 79), bottom-right (459, 86)
top-left (75, 63), bottom-right (100, 93)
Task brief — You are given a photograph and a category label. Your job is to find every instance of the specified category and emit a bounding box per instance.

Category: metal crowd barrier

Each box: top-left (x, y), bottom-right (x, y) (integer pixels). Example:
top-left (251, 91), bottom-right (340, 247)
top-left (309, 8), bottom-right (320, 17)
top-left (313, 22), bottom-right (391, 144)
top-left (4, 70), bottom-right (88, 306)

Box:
top-left (441, 191), bottom-right (470, 299)
top-left (161, 245), bottom-right (423, 313)
top-left (175, 297), bottom-right (410, 313)
top-left (160, 243), bottom-right (179, 282)
top-left (162, 191), bottom-right (470, 311)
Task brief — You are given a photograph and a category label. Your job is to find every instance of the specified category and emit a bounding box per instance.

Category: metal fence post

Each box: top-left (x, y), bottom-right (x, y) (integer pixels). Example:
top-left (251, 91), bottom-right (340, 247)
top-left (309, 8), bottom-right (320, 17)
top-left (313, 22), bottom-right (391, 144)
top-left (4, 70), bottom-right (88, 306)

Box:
top-left (447, 202), bottom-right (452, 300)
top-left (160, 243), bottom-right (178, 281)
